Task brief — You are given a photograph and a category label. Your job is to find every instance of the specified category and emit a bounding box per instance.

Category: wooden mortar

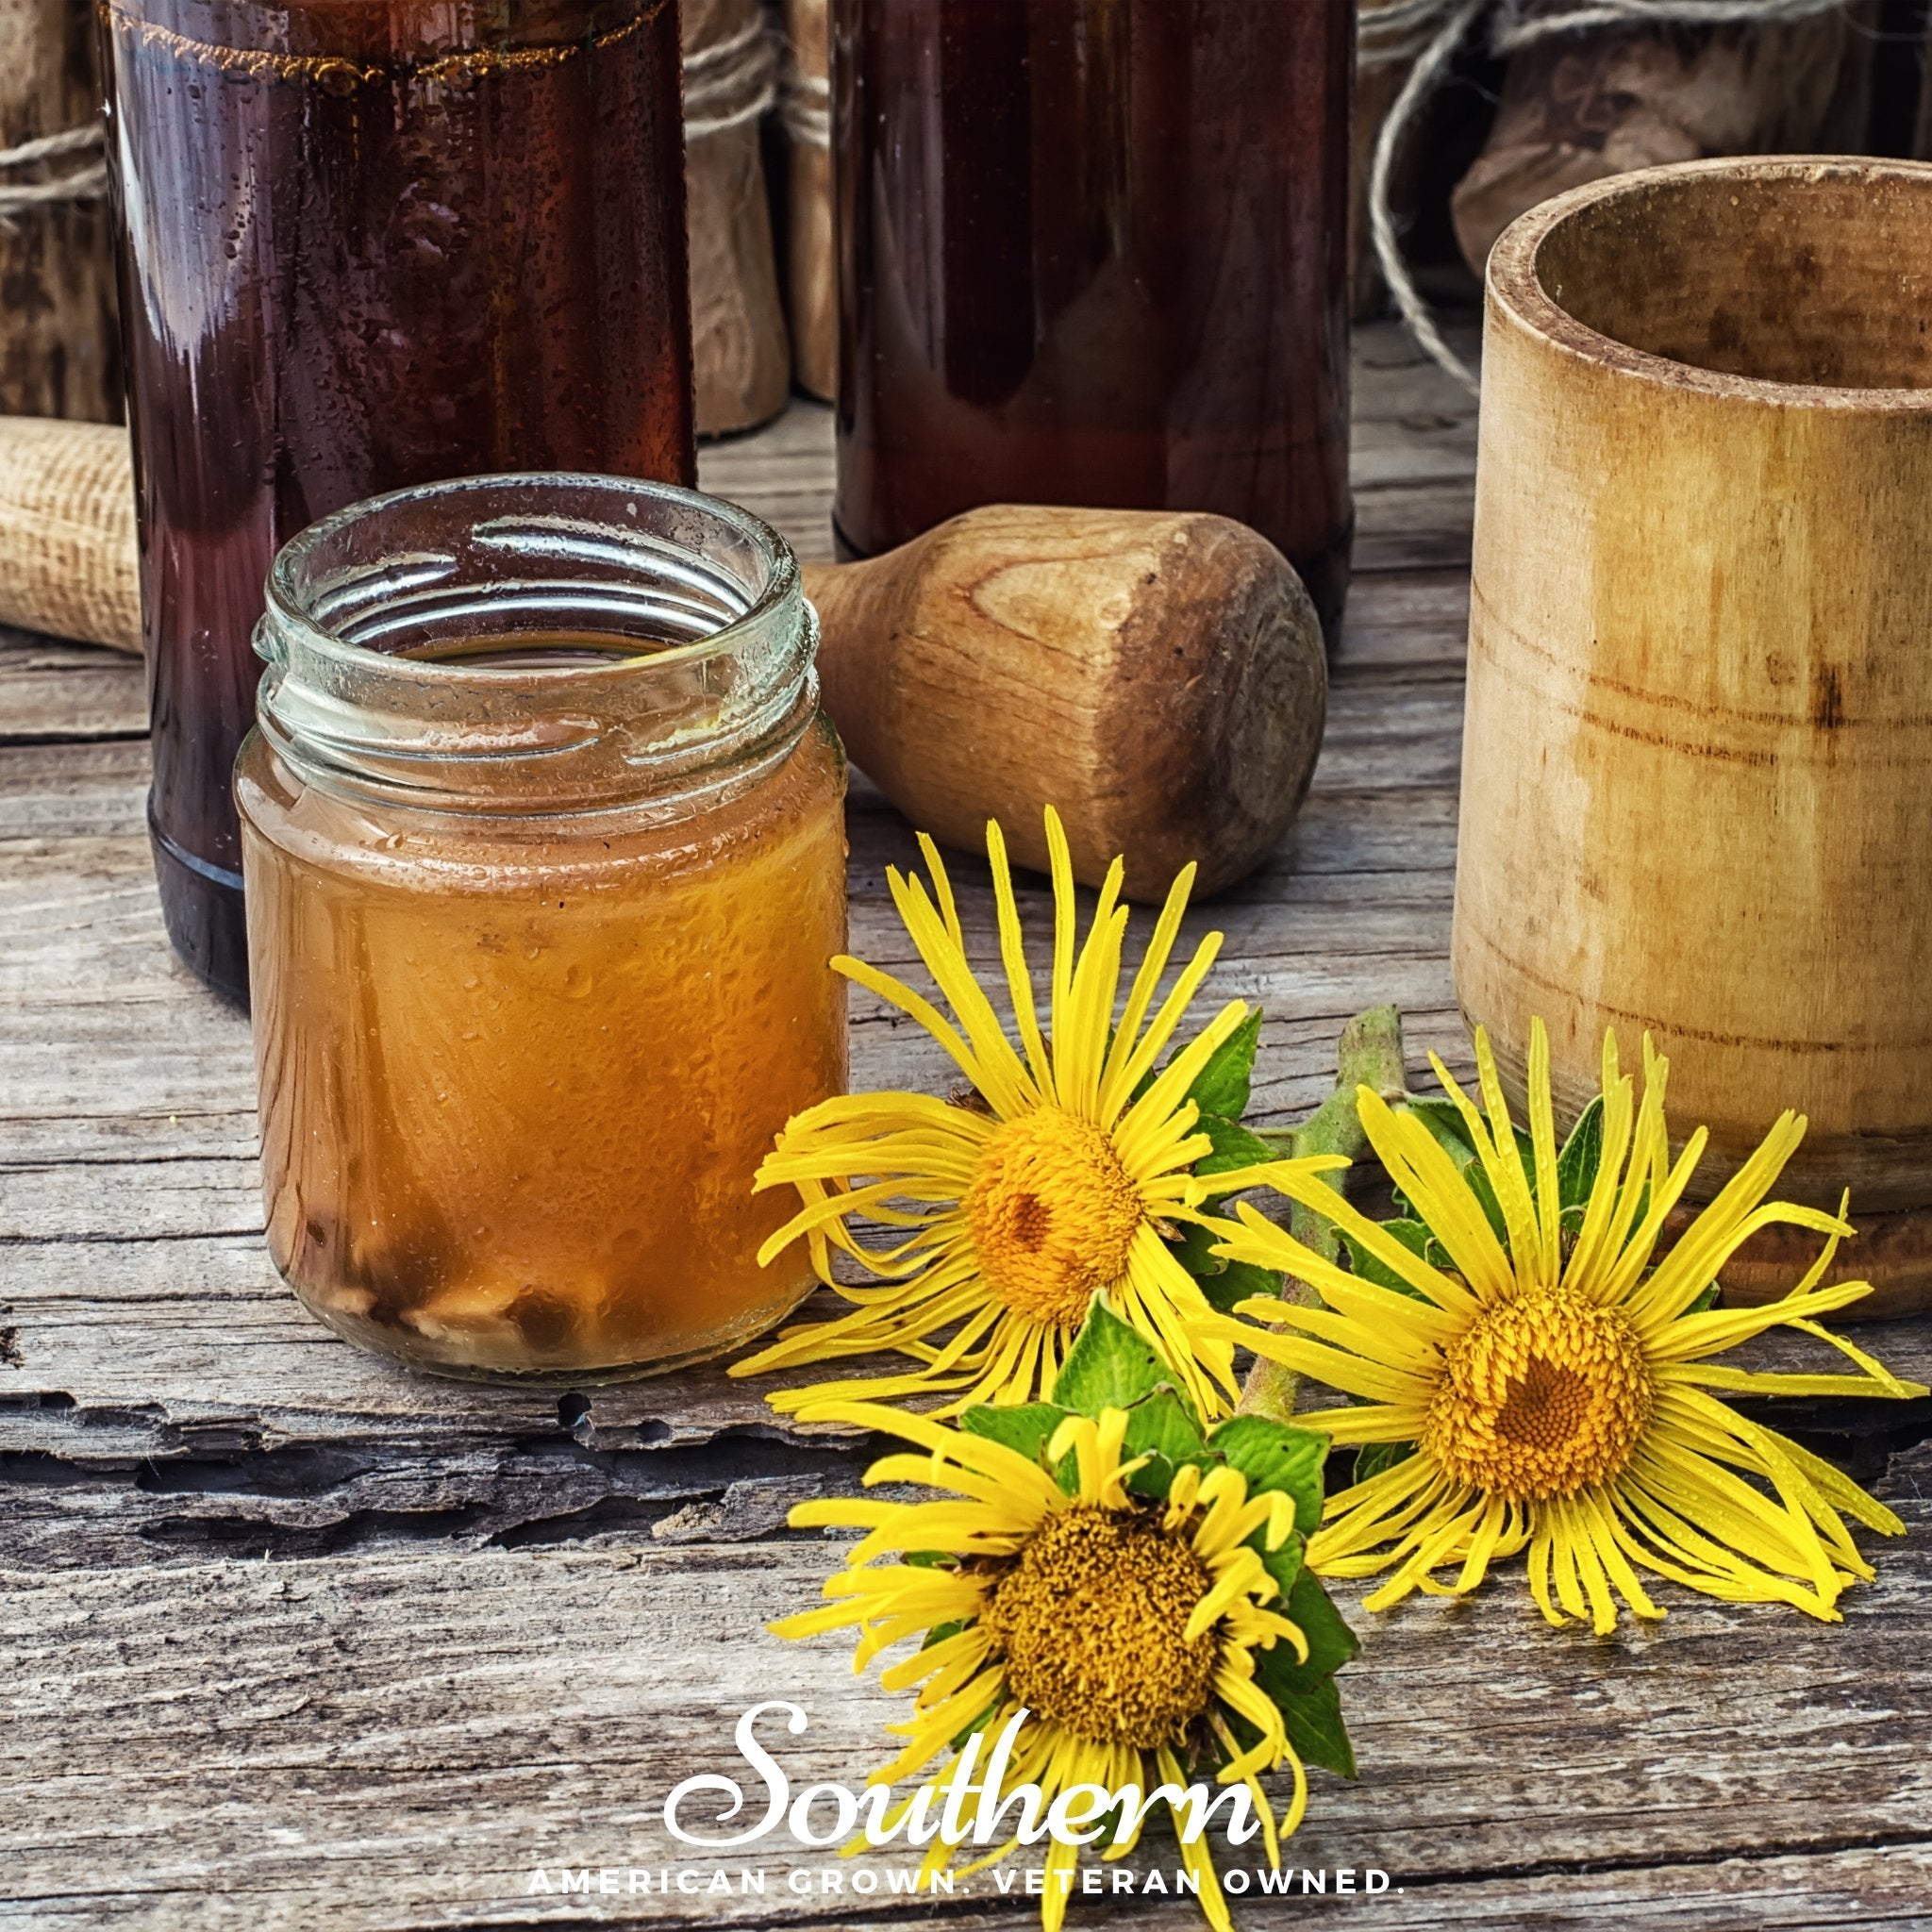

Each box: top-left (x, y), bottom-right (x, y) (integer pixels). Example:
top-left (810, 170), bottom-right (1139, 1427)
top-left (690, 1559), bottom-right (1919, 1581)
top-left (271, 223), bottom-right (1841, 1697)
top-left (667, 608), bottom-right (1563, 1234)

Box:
top-left (1456, 156), bottom-right (1932, 1318)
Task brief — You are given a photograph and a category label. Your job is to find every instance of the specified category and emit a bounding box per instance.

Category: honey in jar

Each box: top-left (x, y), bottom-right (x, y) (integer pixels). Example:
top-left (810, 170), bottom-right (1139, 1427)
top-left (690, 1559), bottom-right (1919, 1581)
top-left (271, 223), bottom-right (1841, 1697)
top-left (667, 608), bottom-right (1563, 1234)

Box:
top-left (100, 0), bottom-right (694, 1004)
top-left (234, 477), bottom-right (847, 1382)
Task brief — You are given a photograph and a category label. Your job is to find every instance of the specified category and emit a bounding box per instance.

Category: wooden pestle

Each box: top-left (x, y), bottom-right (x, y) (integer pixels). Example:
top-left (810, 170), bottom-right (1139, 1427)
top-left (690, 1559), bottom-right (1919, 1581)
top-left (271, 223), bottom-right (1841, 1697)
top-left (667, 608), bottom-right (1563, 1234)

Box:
top-left (0, 417), bottom-right (1325, 897)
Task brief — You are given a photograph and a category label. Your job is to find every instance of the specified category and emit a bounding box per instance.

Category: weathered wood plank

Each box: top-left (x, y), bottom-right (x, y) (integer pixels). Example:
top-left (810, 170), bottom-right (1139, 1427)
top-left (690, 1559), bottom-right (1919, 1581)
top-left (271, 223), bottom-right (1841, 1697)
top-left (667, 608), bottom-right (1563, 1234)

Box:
top-left (3, 1440), bottom-right (1927, 1930)
top-left (0, 628), bottom-right (146, 745)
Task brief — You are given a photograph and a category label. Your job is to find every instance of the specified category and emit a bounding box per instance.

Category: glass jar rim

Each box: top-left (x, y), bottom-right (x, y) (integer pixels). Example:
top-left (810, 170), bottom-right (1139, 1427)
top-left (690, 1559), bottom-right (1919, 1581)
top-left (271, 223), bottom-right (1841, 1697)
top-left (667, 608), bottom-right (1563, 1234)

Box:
top-left (252, 473), bottom-right (818, 817)
top-left (262, 471), bottom-right (802, 686)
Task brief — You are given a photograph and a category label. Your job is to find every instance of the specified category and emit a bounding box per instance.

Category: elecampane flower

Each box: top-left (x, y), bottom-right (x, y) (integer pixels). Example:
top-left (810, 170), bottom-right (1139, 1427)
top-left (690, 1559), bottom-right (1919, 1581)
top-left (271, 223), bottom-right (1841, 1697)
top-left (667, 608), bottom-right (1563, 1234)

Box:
top-left (1217, 1019), bottom-right (1926, 1632)
top-left (776, 1401), bottom-right (1316, 1931)
top-left (731, 808), bottom-right (1335, 1420)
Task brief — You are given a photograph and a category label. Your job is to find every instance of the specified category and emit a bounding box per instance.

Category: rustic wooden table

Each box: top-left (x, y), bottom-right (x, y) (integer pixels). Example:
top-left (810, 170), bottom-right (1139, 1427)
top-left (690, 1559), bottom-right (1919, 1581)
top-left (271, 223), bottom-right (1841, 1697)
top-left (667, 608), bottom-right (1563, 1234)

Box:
top-left (4, 324), bottom-right (1929, 1930)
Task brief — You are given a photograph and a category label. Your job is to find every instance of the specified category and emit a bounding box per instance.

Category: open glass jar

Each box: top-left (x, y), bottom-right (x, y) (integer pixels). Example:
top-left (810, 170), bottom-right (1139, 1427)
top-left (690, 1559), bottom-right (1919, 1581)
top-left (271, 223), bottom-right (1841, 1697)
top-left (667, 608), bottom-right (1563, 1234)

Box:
top-left (235, 477), bottom-right (848, 1383)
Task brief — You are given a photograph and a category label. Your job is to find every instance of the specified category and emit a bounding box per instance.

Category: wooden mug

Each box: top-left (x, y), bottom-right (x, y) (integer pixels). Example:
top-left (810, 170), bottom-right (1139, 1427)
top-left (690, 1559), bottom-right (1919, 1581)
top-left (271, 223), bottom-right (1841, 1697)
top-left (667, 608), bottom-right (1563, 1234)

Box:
top-left (1456, 156), bottom-right (1932, 1317)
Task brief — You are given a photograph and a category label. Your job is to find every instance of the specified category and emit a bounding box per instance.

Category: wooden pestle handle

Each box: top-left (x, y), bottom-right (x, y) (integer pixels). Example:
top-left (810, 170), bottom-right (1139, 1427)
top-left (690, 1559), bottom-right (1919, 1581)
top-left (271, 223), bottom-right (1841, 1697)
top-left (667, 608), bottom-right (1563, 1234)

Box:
top-left (0, 418), bottom-right (1325, 898)
top-left (803, 508), bottom-right (1324, 898)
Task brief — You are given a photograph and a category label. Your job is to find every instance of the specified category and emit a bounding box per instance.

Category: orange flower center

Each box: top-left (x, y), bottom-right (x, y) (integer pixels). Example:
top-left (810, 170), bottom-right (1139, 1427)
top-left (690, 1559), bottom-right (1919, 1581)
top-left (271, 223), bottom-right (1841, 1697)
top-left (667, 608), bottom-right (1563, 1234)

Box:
top-left (1422, 1288), bottom-right (1653, 1502)
top-left (964, 1107), bottom-right (1144, 1326)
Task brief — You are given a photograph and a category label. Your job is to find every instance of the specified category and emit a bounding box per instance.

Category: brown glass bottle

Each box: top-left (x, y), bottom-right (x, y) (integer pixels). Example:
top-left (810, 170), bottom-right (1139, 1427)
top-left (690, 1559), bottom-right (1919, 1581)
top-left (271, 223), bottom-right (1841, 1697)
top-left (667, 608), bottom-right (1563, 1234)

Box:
top-left (832, 0), bottom-right (1354, 641)
top-left (100, 0), bottom-right (695, 1004)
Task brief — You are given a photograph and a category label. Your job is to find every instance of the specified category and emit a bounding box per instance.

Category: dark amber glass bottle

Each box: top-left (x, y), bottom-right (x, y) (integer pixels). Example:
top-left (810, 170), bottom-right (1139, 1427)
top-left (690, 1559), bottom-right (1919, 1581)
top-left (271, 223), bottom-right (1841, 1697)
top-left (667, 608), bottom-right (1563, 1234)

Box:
top-left (101, 0), bottom-right (695, 1003)
top-left (831, 0), bottom-right (1354, 641)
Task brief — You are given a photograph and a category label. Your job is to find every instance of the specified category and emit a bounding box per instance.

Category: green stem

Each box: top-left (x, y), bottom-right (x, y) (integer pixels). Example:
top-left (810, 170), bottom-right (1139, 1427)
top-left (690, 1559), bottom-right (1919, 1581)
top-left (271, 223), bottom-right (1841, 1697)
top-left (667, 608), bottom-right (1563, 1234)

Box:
top-left (1237, 1005), bottom-right (1408, 1424)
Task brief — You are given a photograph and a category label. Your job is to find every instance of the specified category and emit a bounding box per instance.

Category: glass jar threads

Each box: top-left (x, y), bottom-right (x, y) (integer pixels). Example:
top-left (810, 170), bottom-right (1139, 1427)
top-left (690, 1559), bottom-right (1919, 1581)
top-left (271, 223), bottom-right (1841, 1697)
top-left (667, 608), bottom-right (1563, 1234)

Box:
top-left (235, 477), bottom-right (848, 1383)
top-left (101, 0), bottom-right (694, 1003)
top-left (831, 0), bottom-right (1356, 640)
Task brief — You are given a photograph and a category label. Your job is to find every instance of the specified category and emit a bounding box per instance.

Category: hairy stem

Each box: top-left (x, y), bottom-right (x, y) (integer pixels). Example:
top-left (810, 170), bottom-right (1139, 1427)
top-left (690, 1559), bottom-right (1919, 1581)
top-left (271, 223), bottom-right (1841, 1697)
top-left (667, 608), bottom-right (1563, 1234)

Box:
top-left (1238, 1005), bottom-right (1408, 1424)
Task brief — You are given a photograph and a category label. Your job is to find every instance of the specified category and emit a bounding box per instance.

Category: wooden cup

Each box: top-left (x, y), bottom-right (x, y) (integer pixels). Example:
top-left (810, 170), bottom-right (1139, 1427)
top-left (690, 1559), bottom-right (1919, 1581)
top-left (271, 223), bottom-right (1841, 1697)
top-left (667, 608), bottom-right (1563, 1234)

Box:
top-left (1455, 156), bottom-right (1932, 1317)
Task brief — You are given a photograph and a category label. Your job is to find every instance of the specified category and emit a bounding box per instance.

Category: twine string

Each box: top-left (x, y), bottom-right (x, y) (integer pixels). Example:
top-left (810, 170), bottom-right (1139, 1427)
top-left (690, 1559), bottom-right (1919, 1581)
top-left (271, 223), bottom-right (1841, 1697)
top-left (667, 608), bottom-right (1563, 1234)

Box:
top-left (1495, 0), bottom-right (1854, 42)
top-left (0, 122), bottom-right (107, 217)
top-left (778, 58), bottom-right (829, 148)
top-left (683, 13), bottom-right (778, 139)
top-left (1360, 0), bottom-right (1467, 64)
top-left (1365, 0), bottom-right (1856, 393)
top-left (1368, 0), bottom-right (1490, 393)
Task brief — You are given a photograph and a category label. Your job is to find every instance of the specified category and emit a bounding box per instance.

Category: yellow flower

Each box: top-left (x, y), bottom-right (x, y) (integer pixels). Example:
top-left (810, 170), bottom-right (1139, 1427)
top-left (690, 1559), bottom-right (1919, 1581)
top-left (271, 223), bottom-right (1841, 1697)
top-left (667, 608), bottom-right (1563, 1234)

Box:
top-left (1216, 1019), bottom-right (1927, 1633)
top-left (776, 1400), bottom-right (1319, 1932)
top-left (731, 808), bottom-right (1338, 1420)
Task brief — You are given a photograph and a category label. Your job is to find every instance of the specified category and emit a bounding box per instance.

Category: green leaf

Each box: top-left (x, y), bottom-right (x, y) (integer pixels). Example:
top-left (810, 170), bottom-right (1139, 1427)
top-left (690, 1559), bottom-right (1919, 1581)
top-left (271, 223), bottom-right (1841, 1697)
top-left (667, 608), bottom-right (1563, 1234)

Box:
top-left (1381, 1217), bottom-right (1433, 1259)
top-left (949, 1701), bottom-right (1000, 1751)
top-left (1353, 1441), bottom-right (1415, 1484)
top-left (1197, 1254), bottom-right (1287, 1317)
top-left (1124, 1388), bottom-right (1207, 1469)
top-left (1191, 1114), bottom-right (1280, 1187)
top-left (1185, 1008), bottom-right (1263, 1123)
top-left (1464, 1157), bottom-right (1509, 1245)
top-left (1283, 1565), bottom-right (1361, 1679)
top-left (1686, 1280), bottom-right (1721, 1314)
top-left (1050, 1302), bottom-right (1174, 1417)
top-left (959, 1402), bottom-right (1067, 1464)
top-left (1274, 1673), bottom-right (1357, 1779)
top-left (1207, 1415), bottom-right (1326, 1536)
top-left (1168, 1218), bottom-right (1221, 1274)
top-left (1251, 1569), bottom-right (1361, 1777)
top-left (1556, 1095), bottom-right (1605, 1210)
top-left (1250, 1526), bottom-right (1305, 1607)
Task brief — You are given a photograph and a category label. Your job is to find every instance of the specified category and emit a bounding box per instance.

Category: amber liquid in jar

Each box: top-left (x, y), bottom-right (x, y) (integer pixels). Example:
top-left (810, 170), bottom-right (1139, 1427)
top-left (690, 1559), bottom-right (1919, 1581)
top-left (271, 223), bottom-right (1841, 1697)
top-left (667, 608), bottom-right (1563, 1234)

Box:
top-left (101, 0), bottom-right (694, 1002)
top-left (235, 482), bottom-right (846, 1382)
top-left (242, 708), bottom-right (846, 1380)
top-left (833, 0), bottom-right (1355, 638)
